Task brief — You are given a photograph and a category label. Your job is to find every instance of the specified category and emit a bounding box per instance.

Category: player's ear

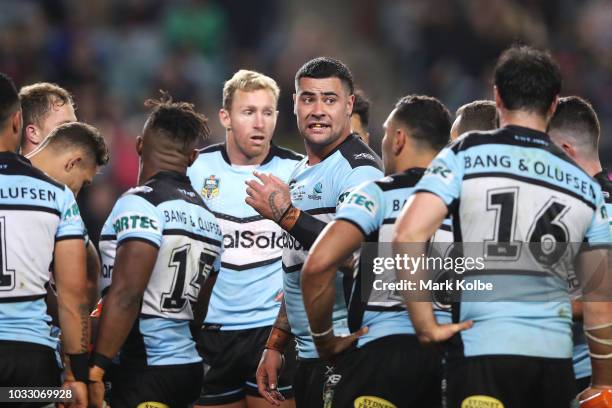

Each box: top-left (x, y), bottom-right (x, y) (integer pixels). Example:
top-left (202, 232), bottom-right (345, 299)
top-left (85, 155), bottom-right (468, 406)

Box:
top-left (493, 86), bottom-right (505, 110)
top-left (394, 127), bottom-right (407, 155)
top-left (547, 95), bottom-right (559, 121)
top-left (347, 93), bottom-right (355, 117)
top-left (219, 109), bottom-right (231, 131)
top-left (65, 155), bottom-right (82, 172)
top-left (12, 109), bottom-right (22, 137)
top-left (187, 149), bottom-right (199, 167)
top-left (136, 136), bottom-right (144, 156)
top-left (561, 141), bottom-right (576, 159)
top-left (293, 93), bottom-right (297, 116)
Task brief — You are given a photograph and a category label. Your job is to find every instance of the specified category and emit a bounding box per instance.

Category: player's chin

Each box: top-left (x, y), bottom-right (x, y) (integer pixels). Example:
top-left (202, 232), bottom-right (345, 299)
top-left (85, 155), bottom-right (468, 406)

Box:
top-left (303, 129), bottom-right (336, 146)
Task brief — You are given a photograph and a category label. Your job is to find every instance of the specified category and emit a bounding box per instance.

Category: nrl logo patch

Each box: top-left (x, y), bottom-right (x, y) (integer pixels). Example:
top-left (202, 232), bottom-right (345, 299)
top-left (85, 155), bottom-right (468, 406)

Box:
top-left (202, 175), bottom-right (220, 199)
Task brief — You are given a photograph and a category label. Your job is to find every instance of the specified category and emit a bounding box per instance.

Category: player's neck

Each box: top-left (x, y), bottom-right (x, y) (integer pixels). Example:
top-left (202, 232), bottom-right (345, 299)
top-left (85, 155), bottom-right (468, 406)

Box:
top-left (579, 159), bottom-right (603, 177)
top-left (305, 129), bottom-right (351, 165)
top-left (397, 150), bottom-right (437, 174)
top-left (499, 110), bottom-right (549, 133)
top-left (138, 155), bottom-right (187, 185)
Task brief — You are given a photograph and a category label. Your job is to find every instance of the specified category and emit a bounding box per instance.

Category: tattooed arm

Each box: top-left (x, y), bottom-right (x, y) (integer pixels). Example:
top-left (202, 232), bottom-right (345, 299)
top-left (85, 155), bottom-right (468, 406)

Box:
top-left (245, 171), bottom-right (327, 250)
top-left (54, 238), bottom-right (90, 407)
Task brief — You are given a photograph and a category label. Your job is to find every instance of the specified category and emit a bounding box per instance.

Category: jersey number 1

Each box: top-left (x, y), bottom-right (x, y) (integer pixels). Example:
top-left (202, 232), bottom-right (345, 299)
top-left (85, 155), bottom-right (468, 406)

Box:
top-left (0, 217), bottom-right (15, 290)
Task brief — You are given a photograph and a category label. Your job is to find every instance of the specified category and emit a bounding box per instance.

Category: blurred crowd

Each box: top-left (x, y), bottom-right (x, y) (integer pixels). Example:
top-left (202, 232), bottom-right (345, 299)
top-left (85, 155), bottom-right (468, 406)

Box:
top-left (1, 0), bottom-right (611, 242)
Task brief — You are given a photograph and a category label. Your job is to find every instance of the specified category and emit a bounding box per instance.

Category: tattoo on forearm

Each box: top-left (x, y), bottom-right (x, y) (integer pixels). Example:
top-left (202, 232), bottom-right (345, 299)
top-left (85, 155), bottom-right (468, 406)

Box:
top-left (274, 301), bottom-right (291, 332)
top-left (79, 303), bottom-right (89, 353)
top-left (279, 208), bottom-right (299, 231)
top-left (269, 190), bottom-right (290, 222)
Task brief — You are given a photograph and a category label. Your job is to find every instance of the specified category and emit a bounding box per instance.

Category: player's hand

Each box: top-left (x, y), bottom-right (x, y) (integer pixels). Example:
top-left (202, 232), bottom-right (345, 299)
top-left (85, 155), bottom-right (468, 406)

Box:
top-left (58, 380), bottom-right (87, 408)
top-left (313, 327), bottom-right (368, 362)
top-left (87, 366), bottom-right (106, 408)
top-left (255, 348), bottom-right (286, 406)
top-left (578, 386), bottom-right (612, 407)
top-left (245, 172), bottom-right (291, 222)
top-left (417, 320), bottom-right (473, 344)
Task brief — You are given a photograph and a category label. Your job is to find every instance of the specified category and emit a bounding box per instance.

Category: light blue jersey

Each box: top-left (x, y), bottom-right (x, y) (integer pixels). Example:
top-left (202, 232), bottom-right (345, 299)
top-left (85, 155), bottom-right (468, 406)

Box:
top-left (415, 126), bottom-right (612, 359)
top-left (283, 134), bottom-right (383, 358)
top-left (573, 170), bottom-right (612, 379)
top-left (99, 171), bottom-right (222, 367)
top-left (187, 143), bottom-right (301, 330)
top-left (0, 152), bottom-right (85, 350)
top-left (336, 168), bottom-right (452, 347)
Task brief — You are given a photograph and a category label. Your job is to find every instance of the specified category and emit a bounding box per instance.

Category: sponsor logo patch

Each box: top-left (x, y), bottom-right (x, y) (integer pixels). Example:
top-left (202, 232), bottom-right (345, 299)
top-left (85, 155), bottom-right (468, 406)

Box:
top-left (342, 191), bottom-right (377, 215)
top-left (354, 396), bottom-right (396, 408)
top-left (461, 395), bottom-right (505, 408)
top-left (353, 152), bottom-right (376, 161)
top-left (136, 402), bottom-right (169, 408)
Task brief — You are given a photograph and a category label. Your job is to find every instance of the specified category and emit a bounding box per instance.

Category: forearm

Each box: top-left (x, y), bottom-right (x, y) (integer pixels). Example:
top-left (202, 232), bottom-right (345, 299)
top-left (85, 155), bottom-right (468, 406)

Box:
top-left (86, 241), bottom-right (101, 310)
top-left (280, 207), bottom-right (327, 250)
top-left (191, 273), bottom-right (217, 333)
top-left (302, 263), bottom-right (336, 334)
top-left (583, 301), bottom-right (612, 386)
top-left (94, 286), bottom-right (142, 359)
top-left (273, 298), bottom-right (291, 332)
top-left (57, 292), bottom-right (90, 354)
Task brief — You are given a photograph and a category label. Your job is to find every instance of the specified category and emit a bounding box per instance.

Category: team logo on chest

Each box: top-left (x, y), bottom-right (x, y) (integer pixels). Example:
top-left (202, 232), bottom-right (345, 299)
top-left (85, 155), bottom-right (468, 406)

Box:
top-left (308, 182), bottom-right (323, 200)
top-left (201, 175), bottom-right (220, 199)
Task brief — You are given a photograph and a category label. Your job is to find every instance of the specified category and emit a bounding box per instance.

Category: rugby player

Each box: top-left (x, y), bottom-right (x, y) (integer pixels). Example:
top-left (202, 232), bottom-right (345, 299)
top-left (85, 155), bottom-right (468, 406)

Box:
top-left (351, 89), bottom-right (371, 145)
top-left (89, 95), bottom-right (223, 408)
top-left (19, 82), bottom-right (77, 156)
top-left (28, 122), bottom-right (108, 198)
top-left (450, 99), bottom-right (498, 141)
top-left (20, 82), bottom-right (101, 312)
top-left (393, 45), bottom-right (612, 408)
top-left (0, 73), bottom-right (89, 407)
top-left (246, 57), bottom-right (383, 407)
top-left (301, 95), bottom-right (455, 407)
top-left (548, 96), bottom-right (612, 396)
top-left (188, 70), bottom-right (301, 408)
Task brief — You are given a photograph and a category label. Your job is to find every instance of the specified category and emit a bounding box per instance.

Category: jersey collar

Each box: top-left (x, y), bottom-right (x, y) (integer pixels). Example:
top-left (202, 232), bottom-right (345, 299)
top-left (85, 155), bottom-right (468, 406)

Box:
top-left (219, 143), bottom-right (281, 166)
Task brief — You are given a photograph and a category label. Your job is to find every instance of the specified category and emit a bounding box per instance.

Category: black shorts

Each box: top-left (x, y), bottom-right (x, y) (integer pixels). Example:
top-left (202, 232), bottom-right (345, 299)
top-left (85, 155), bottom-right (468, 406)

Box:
top-left (110, 362), bottom-right (203, 408)
top-left (196, 325), bottom-right (297, 405)
top-left (0, 340), bottom-right (62, 408)
top-left (293, 358), bottom-right (338, 408)
top-left (332, 335), bottom-right (442, 408)
top-left (446, 355), bottom-right (575, 408)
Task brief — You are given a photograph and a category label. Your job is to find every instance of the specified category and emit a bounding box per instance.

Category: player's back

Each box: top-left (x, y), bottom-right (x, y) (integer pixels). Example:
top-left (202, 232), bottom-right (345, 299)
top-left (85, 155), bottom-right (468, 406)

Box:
top-left (100, 171), bottom-right (222, 368)
top-left (0, 152), bottom-right (84, 349)
top-left (416, 125), bottom-right (611, 359)
top-left (283, 134), bottom-right (383, 358)
top-left (336, 168), bottom-right (453, 348)
top-left (187, 143), bottom-right (302, 330)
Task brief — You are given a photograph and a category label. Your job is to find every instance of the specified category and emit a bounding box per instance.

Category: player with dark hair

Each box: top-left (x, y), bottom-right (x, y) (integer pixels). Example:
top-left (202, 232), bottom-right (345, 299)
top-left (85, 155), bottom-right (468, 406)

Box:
top-left (0, 72), bottom-right (90, 407)
top-left (548, 96), bottom-right (612, 397)
top-left (246, 57), bottom-right (383, 407)
top-left (189, 70), bottom-right (300, 408)
top-left (450, 100), bottom-right (498, 140)
top-left (393, 45), bottom-right (612, 407)
top-left (351, 89), bottom-right (371, 145)
top-left (302, 95), bottom-right (453, 407)
top-left (28, 122), bottom-right (109, 196)
top-left (19, 82), bottom-right (76, 155)
top-left (89, 94), bottom-right (223, 408)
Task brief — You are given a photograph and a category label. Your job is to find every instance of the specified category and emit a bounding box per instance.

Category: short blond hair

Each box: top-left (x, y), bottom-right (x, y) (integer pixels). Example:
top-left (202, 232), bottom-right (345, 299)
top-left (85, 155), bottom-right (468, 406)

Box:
top-left (222, 70), bottom-right (280, 110)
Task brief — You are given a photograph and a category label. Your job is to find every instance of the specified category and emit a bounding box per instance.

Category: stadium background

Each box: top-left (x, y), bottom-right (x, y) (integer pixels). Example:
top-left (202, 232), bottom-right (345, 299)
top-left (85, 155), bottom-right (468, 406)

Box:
top-left (1, 0), bottom-right (611, 244)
